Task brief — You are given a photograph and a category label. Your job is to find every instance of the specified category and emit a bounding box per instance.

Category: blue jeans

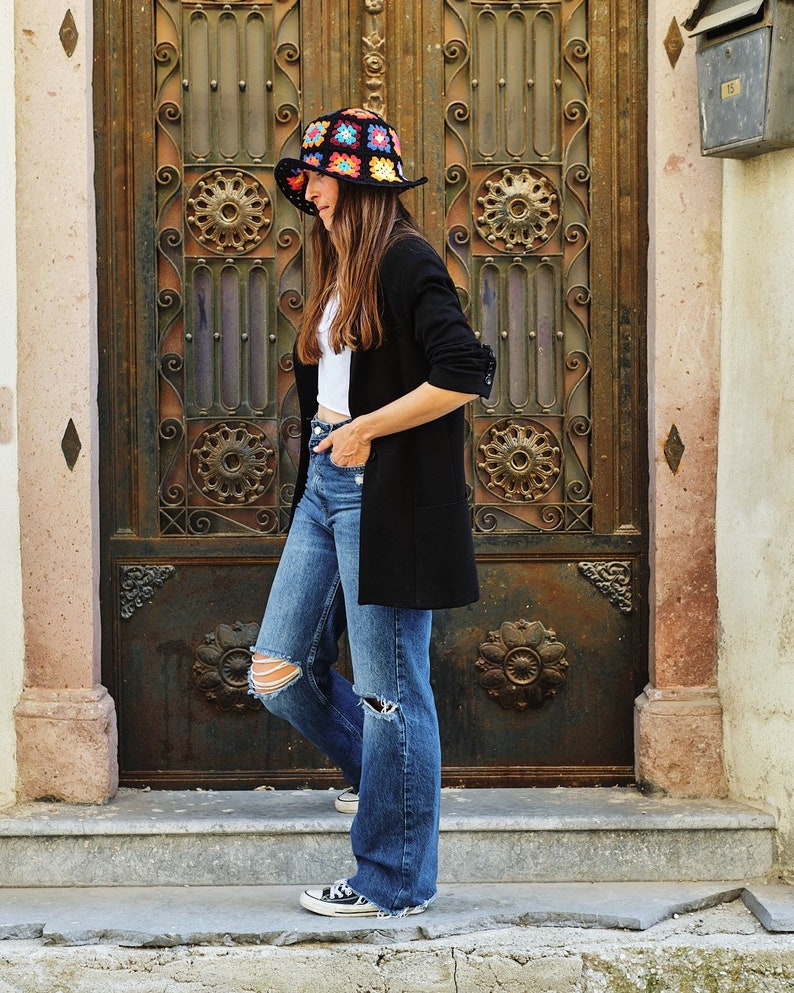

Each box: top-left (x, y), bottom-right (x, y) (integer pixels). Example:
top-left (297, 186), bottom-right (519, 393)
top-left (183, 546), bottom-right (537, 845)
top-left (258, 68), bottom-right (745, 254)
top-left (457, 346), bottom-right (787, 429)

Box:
top-left (250, 418), bottom-right (440, 914)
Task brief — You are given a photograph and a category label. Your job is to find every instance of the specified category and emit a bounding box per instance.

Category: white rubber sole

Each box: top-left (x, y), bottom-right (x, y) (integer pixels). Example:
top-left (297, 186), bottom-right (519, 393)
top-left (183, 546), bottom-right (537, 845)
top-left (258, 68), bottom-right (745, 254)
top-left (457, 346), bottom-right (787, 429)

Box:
top-left (334, 789), bottom-right (359, 814)
top-left (299, 888), bottom-right (380, 917)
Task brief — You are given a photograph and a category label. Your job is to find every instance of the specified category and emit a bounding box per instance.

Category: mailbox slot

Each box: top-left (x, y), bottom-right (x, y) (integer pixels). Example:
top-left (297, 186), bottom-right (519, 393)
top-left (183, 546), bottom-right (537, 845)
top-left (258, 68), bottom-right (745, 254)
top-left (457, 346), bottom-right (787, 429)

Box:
top-left (686, 0), bottom-right (794, 157)
top-left (689, 0), bottom-right (766, 39)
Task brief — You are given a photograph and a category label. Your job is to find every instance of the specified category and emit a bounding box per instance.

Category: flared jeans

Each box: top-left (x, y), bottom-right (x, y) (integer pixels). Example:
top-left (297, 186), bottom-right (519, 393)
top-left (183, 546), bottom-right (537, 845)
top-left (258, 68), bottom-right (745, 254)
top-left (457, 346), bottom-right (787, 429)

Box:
top-left (250, 419), bottom-right (441, 914)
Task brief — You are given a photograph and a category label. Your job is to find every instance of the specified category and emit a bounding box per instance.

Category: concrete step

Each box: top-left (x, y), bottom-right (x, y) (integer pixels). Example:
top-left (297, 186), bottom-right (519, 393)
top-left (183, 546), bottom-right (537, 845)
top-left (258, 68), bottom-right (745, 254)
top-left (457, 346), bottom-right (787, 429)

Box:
top-left (0, 787), bottom-right (776, 889)
top-left (1, 885), bottom-right (794, 993)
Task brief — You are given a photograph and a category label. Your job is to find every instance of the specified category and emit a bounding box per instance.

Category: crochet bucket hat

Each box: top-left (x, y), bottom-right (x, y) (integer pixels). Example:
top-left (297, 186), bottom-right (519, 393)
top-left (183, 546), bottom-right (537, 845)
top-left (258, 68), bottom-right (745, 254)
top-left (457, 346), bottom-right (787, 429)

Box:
top-left (275, 107), bottom-right (428, 215)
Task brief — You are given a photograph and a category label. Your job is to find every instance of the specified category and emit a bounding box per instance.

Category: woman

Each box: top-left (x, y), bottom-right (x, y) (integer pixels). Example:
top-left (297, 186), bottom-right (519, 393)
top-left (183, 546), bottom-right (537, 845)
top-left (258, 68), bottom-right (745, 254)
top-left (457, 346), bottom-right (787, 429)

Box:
top-left (249, 107), bottom-right (495, 918)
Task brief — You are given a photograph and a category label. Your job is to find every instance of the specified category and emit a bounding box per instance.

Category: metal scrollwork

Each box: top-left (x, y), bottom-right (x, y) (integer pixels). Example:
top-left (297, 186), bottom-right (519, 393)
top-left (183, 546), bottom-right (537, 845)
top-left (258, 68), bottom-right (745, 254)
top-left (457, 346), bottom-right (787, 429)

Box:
top-left (193, 621), bottom-right (262, 712)
top-left (186, 170), bottom-right (271, 255)
top-left (477, 419), bottom-right (562, 502)
top-left (476, 619), bottom-right (569, 711)
top-left (578, 561), bottom-right (633, 615)
top-left (475, 168), bottom-right (560, 254)
top-left (190, 423), bottom-right (276, 505)
top-left (120, 565), bottom-right (176, 620)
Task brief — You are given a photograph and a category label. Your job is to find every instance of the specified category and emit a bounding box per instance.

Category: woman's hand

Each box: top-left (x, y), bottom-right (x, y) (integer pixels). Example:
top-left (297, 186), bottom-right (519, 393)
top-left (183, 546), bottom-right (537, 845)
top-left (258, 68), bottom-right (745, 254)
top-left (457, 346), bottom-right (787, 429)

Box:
top-left (314, 382), bottom-right (478, 466)
top-left (314, 420), bottom-right (372, 467)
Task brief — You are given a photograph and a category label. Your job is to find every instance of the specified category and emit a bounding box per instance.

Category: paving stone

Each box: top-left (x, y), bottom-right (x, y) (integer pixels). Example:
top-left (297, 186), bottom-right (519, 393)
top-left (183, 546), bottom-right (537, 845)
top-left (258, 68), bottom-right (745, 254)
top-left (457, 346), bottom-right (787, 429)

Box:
top-left (0, 904), bottom-right (792, 993)
top-left (0, 882), bottom-right (750, 947)
top-left (742, 884), bottom-right (794, 932)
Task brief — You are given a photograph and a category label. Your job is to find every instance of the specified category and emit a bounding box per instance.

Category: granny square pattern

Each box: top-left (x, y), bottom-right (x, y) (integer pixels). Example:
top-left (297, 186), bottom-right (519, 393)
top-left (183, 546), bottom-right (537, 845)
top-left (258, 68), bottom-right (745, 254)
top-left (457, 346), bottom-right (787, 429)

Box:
top-left (367, 124), bottom-right (392, 153)
top-left (302, 120), bottom-right (330, 148)
top-left (275, 107), bottom-right (427, 214)
top-left (286, 172), bottom-right (307, 192)
top-left (369, 157), bottom-right (399, 183)
top-left (328, 152), bottom-right (362, 178)
top-left (332, 119), bottom-right (362, 147)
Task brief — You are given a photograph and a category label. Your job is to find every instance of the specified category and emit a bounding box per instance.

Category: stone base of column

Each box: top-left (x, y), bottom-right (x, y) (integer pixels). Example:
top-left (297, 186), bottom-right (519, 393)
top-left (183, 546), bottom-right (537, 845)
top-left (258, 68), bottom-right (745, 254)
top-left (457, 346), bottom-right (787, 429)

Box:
top-left (635, 684), bottom-right (727, 797)
top-left (15, 686), bottom-right (119, 803)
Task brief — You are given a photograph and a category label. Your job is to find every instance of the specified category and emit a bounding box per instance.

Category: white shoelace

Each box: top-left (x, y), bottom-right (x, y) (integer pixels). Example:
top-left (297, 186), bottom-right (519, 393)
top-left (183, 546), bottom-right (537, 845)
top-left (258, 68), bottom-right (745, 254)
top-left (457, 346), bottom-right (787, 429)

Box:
top-left (329, 879), bottom-right (358, 900)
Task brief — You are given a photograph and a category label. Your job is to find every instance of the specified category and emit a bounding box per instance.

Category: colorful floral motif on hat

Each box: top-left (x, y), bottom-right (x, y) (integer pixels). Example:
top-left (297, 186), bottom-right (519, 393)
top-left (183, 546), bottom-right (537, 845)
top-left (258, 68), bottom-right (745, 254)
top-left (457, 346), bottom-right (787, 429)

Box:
top-left (274, 107), bottom-right (427, 211)
top-left (302, 120), bottom-right (330, 148)
top-left (328, 152), bottom-right (362, 178)
top-left (367, 124), bottom-right (392, 153)
top-left (369, 157), bottom-right (399, 183)
top-left (331, 120), bottom-right (362, 147)
top-left (286, 170), bottom-right (307, 191)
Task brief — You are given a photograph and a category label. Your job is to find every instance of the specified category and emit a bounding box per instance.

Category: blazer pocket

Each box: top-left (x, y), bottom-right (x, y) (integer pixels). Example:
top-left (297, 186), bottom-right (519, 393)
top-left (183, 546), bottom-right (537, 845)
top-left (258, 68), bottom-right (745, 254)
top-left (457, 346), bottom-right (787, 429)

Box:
top-left (414, 499), bottom-right (475, 601)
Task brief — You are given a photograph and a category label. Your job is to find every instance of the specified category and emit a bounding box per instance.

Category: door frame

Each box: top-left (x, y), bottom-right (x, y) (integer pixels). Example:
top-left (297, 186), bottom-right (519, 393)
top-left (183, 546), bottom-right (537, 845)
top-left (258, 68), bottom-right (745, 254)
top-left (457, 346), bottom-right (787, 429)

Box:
top-left (93, 0), bottom-right (649, 787)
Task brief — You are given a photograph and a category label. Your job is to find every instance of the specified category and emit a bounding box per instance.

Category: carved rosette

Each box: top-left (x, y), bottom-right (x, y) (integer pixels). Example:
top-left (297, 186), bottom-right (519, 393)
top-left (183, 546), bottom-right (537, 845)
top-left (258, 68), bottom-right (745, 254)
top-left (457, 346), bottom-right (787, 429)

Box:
top-left (190, 423), bottom-right (275, 505)
top-left (186, 169), bottom-right (271, 255)
top-left (476, 619), bottom-right (569, 711)
top-left (578, 561), bottom-right (633, 614)
top-left (477, 419), bottom-right (562, 502)
top-left (476, 167), bottom-right (560, 253)
top-left (119, 565), bottom-right (176, 620)
top-left (193, 621), bottom-right (262, 712)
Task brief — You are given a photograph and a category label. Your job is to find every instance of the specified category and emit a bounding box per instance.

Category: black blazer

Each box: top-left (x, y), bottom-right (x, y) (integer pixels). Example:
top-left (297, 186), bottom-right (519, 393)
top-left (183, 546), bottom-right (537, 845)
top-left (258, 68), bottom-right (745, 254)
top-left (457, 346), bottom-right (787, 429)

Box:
top-left (292, 235), bottom-right (495, 609)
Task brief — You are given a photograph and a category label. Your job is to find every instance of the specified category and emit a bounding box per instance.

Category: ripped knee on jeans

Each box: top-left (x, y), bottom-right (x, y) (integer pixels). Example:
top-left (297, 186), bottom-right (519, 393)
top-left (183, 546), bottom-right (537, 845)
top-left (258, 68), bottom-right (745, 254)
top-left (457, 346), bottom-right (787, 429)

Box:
top-left (363, 696), bottom-right (398, 717)
top-left (250, 654), bottom-right (301, 695)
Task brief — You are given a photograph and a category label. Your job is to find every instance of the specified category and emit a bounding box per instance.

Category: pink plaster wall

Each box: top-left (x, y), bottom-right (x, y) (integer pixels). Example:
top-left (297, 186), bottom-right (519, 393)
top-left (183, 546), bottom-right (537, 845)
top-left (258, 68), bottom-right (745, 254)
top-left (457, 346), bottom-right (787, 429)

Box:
top-left (635, 3), bottom-right (726, 796)
top-left (14, 0), bottom-right (117, 801)
top-left (647, 5), bottom-right (723, 692)
top-left (15, 1), bottom-right (100, 690)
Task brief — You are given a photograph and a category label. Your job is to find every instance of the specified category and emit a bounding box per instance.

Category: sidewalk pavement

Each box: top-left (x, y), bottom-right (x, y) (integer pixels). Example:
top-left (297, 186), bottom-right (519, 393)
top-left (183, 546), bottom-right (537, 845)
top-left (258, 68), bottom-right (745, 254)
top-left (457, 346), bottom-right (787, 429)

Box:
top-left (1, 881), bottom-right (793, 992)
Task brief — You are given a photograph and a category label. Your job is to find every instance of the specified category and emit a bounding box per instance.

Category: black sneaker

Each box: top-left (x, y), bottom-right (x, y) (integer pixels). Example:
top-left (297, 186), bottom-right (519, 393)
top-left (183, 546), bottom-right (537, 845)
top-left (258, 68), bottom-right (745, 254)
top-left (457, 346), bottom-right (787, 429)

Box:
top-left (299, 879), bottom-right (429, 918)
top-left (300, 879), bottom-right (381, 917)
top-left (334, 787), bottom-right (359, 814)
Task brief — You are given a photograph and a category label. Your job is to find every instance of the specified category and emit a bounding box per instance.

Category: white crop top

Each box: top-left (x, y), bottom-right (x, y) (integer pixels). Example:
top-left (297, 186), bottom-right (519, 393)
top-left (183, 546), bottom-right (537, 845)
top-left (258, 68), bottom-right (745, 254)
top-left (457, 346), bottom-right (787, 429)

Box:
top-left (316, 297), bottom-right (351, 417)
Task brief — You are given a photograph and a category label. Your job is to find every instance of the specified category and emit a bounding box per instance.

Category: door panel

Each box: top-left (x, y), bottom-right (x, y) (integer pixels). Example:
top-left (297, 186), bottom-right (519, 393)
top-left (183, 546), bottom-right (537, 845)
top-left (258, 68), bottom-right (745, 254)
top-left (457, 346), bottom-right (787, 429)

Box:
top-left (96, 0), bottom-right (647, 788)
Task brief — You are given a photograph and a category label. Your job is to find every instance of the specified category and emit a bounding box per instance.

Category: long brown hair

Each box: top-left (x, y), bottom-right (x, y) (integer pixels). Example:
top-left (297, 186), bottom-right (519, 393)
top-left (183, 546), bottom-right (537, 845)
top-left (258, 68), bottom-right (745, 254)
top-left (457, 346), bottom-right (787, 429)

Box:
top-left (296, 182), bottom-right (425, 365)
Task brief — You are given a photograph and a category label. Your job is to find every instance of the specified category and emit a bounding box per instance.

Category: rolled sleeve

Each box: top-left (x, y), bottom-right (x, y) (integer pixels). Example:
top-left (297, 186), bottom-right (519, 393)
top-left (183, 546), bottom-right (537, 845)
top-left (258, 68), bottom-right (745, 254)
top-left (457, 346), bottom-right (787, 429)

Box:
top-left (381, 238), bottom-right (496, 399)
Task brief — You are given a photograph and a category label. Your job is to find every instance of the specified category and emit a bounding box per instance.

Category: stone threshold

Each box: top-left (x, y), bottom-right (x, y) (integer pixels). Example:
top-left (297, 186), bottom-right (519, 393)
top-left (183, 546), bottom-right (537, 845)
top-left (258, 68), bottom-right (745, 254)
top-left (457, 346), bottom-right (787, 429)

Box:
top-left (0, 786), bottom-right (777, 834)
top-left (0, 787), bottom-right (776, 889)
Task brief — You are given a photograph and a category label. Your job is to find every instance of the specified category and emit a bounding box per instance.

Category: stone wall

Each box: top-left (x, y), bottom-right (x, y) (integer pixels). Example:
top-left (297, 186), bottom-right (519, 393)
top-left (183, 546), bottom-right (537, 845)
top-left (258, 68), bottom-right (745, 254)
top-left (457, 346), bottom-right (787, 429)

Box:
top-left (718, 150), bottom-right (794, 875)
top-left (0, 0), bottom-right (24, 809)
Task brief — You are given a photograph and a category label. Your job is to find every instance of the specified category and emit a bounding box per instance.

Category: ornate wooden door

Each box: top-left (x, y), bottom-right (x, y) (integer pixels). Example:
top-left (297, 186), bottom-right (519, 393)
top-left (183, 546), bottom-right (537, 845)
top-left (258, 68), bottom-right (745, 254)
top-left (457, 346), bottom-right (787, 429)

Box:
top-left (96, 0), bottom-right (647, 788)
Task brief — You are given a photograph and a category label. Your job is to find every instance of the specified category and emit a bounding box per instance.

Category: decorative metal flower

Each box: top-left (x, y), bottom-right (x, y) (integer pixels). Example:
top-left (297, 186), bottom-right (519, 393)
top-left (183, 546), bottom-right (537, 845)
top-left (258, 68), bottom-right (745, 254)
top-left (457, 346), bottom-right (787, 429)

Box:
top-left (186, 169), bottom-right (271, 255)
top-left (478, 419), bottom-right (561, 502)
top-left (476, 619), bottom-right (569, 711)
top-left (476, 167), bottom-right (560, 253)
top-left (193, 621), bottom-right (262, 712)
top-left (192, 423), bottom-right (275, 505)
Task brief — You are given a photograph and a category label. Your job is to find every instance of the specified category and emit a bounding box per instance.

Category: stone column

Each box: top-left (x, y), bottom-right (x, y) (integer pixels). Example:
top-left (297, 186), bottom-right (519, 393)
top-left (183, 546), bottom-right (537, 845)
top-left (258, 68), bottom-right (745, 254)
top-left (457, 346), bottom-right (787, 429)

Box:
top-left (13, 0), bottom-right (118, 802)
top-left (636, 3), bottom-right (726, 796)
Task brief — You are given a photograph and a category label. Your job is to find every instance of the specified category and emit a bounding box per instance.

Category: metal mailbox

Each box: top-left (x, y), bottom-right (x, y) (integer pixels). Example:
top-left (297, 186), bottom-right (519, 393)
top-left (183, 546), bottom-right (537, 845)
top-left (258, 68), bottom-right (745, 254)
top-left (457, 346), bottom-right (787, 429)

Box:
top-left (685, 0), bottom-right (794, 157)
